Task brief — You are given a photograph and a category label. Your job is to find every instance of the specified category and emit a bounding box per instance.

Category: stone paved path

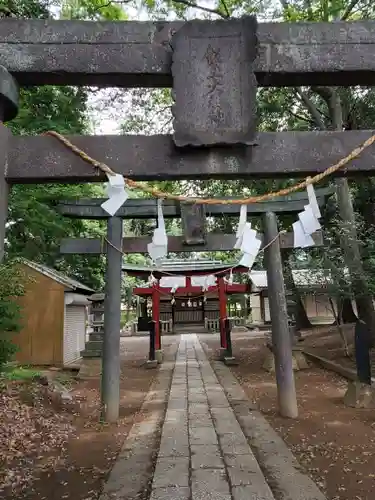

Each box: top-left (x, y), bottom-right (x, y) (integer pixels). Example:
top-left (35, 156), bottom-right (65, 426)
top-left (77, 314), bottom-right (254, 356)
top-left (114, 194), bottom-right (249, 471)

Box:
top-left (150, 334), bottom-right (276, 500)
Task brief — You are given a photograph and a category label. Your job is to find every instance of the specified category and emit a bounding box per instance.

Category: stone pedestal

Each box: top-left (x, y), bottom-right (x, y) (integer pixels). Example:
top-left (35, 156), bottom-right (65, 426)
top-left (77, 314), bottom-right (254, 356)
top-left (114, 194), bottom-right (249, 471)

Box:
top-left (145, 359), bottom-right (158, 369)
top-left (219, 347), bottom-right (227, 361)
top-left (262, 346), bottom-right (309, 373)
top-left (344, 381), bottom-right (375, 409)
top-left (77, 358), bottom-right (102, 379)
top-left (292, 347), bottom-right (310, 370)
top-left (155, 349), bottom-right (164, 364)
top-left (78, 293), bottom-right (105, 379)
top-left (224, 356), bottom-right (238, 366)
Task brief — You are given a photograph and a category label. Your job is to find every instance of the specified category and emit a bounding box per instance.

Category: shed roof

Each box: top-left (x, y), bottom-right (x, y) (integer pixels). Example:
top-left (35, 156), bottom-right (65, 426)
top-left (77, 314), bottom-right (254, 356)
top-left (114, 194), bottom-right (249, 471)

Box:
top-left (22, 260), bottom-right (94, 294)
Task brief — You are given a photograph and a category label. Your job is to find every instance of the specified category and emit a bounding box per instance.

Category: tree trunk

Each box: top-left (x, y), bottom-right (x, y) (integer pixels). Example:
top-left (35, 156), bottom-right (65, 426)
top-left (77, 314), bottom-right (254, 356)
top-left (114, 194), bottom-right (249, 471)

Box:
top-left (336, 178), bottom-right (375, 340)
top-left (281, 249), bottom-right (312, 330)
top-left (311, 86), bottom-right (375, 341)
top-left (329, 296), bottom-right (350, 356)
top-left (339, 297), bottom-right (358, 323)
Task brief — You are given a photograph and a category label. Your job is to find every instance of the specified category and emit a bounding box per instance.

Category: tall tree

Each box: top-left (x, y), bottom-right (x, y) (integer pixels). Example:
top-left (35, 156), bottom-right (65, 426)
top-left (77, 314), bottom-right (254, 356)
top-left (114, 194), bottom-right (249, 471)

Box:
top-left (1, 0), bottom-right (123, 290)
top-left (113, 0), bottom-right (375, 331)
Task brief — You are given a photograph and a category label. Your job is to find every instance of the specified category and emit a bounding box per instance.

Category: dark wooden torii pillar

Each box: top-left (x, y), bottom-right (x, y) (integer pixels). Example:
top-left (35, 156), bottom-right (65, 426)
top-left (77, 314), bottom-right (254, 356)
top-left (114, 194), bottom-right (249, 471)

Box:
top-left (218, 277), bottom-right (228, 354)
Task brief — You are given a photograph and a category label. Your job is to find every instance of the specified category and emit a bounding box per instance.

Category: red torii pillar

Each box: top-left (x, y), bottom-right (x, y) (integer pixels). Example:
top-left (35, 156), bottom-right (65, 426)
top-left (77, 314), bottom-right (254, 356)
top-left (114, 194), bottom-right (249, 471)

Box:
top-left (152, 284), bottom-right (161, 352)
top-left (218, 277), bottom-right (228, 354)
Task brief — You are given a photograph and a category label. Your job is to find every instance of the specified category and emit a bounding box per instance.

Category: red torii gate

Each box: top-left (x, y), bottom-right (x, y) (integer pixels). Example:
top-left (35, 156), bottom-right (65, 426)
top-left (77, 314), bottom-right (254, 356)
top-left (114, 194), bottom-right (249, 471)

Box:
top-left (124, 262), bottom-right (249, 355)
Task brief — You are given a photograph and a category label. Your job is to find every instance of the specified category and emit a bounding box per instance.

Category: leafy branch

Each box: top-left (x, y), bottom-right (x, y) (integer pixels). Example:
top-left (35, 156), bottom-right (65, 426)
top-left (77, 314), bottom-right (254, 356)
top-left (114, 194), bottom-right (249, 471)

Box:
top-left (171, 0), bottom-right (230, 18)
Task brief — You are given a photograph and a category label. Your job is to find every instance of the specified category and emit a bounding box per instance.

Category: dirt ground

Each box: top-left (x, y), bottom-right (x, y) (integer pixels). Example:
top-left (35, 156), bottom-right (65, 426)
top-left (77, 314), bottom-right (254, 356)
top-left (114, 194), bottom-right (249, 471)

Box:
top-left (200, 330), bottom-right (375, 500)
top-left (0, 336), bottom-right (177, 500)
top-left (301, 323), bottom-right (375, 374)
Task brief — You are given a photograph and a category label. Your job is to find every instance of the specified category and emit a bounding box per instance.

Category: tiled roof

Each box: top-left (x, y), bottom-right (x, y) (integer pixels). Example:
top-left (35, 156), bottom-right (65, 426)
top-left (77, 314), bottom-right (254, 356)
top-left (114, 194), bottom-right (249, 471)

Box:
top-left (124, 258), bottom-right (335, 289)
top-left (122, 257), bottom-right (237, 275)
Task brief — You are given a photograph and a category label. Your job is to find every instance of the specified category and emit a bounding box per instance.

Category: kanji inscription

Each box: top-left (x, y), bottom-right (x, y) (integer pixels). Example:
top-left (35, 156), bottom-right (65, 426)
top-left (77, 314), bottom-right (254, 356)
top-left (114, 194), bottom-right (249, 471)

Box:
top-left (181, 202), bottom-right (207, 245)
top-left (171, 16), bottom-right (258, 148)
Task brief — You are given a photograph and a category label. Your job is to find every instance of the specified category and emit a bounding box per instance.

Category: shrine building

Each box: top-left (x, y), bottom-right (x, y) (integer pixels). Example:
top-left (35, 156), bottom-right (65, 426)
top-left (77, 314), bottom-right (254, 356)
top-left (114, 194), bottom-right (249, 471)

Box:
top-left (125, 260), bottom-right (341, 349)
top-left (124, 259), bottom-right (249, 348)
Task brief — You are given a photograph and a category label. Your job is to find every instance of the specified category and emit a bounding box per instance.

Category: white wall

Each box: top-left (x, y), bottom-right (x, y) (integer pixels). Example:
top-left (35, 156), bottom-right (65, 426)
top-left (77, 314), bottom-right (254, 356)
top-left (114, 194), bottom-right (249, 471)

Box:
top-left (250, 292), bottom-right (338, 325)
top-left (249, 294), bottom-right (262, 323)
top-left (63, 304), bottom-right (86, 365)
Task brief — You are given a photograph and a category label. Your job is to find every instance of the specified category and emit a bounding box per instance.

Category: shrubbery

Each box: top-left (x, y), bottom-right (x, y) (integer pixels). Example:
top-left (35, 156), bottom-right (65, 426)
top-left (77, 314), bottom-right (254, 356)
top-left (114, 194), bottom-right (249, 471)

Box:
top-left (0, 262), bottom-right (26, 370)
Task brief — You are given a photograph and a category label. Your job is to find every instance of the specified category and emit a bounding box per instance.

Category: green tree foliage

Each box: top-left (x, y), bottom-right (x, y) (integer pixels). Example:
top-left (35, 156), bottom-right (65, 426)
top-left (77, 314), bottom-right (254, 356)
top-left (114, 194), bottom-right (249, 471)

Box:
top-left (106, 0), bottom-right (375, 333)
top-left (1, 0), bottom-right (122, 290)
top-left (0, 262), bottom-right (27, 369)
top-left (60, 0), bottom-right (127, 20)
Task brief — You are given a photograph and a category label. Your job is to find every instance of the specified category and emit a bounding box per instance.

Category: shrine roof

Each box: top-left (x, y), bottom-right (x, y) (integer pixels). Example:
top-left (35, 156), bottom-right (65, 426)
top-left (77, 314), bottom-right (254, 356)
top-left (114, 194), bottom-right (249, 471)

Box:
top-left (122, 258), bottom-right (239, 276)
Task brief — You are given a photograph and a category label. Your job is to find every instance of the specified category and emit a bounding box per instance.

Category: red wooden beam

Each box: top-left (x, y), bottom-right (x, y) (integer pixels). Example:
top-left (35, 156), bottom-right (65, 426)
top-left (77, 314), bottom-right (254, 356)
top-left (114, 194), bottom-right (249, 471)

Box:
top-left (128, 267), bottom-right (248, 279)
top-left (133, 283), bottom-right (248, 296)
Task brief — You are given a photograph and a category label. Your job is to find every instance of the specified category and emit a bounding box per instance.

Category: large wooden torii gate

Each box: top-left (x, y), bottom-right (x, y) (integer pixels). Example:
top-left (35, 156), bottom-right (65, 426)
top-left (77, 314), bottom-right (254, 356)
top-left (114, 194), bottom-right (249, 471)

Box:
top-left (1, 16), bottom-right (375, 422)
top-left (57, 191), bottom-right (329, 422)
top-left (58, 193), bottom-right (329, 348)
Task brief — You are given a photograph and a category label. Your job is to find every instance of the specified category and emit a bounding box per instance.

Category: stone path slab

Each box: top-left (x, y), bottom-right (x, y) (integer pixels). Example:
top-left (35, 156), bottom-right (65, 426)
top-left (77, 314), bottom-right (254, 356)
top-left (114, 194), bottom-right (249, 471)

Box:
top-left (99, 339), bottom-right (179, 500)
top-left (150, 334), bottom-right (276, 500)
top-left (100, 334), bottom-right (326, 500)
top-left (209, 353), bottom-right (327, 500)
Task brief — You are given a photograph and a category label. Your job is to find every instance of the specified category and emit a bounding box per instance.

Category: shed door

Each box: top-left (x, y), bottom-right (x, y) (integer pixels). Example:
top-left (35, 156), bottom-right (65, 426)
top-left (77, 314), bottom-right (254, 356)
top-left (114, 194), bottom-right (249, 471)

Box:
top-left (64, 305), bottom-right (86, 365)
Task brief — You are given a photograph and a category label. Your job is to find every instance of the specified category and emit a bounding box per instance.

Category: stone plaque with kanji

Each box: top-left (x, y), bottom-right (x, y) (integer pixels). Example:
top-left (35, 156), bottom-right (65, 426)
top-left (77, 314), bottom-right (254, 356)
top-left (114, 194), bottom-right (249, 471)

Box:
top-left (171, 16), bottom-right (258, 148)
top-left (181, 202), bottom-right (207, 245)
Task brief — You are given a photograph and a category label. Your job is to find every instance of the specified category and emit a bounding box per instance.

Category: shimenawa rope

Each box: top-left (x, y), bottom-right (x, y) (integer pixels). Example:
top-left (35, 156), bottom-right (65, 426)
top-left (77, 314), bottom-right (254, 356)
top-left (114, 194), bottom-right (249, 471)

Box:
top-left (44, 130), bottom-right (375, 205)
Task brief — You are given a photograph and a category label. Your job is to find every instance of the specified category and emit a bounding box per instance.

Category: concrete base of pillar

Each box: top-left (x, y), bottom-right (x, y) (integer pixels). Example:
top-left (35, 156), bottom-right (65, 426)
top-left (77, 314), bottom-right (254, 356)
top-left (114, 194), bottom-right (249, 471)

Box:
top-left (344, 381), bottom-right (375, 408)
top-left (145, 359), bottom-right (158, 369)
top-left (262, 348), bottom-right (309, 373)
top-left (224, 356), bottom-right (238, 366)
top-left (292, 349), bottom-right (310, 370)
top-left (155, 350), bottom-right (163, 364)
top-left (77, 358), bottom-right (102, 379)
top-left (219, 347), bottom-right (227, 361)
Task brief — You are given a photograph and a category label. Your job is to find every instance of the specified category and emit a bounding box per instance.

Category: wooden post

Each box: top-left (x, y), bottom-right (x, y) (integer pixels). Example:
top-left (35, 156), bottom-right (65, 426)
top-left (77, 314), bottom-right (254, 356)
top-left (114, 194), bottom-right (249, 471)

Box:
top-left (224, 318), bottom-right (233, 358)
top-left (148, 320), bottom-right (156, 362)
top-left (152, 285), bottom-right (161, 351)
top-left (263, 212), bottom-right (298, 419)
top-left (0, 67), bottom-right (19, 262)
top-left (0, 123), bottom-right (8, 263)
top-left (101, 216), bottom-right (123, 422)
top-left (218, 277), bottom-right (227, 352)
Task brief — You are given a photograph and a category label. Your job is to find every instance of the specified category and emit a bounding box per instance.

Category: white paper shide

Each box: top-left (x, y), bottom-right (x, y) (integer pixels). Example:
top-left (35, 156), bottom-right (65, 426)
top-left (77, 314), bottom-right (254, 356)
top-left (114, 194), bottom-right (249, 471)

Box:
top-left (234, 205), bottom-right (261, 270)
top-left (101, 173), bottom-right (129, 216)
top-left (159, 276), bottom-right (186, 293)
top-left (293, 182), bottom-right (322, 248)
top-left (148, 199), bottom-right (168, 263)
top-left (191, 275), bottom-right (217, 291)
